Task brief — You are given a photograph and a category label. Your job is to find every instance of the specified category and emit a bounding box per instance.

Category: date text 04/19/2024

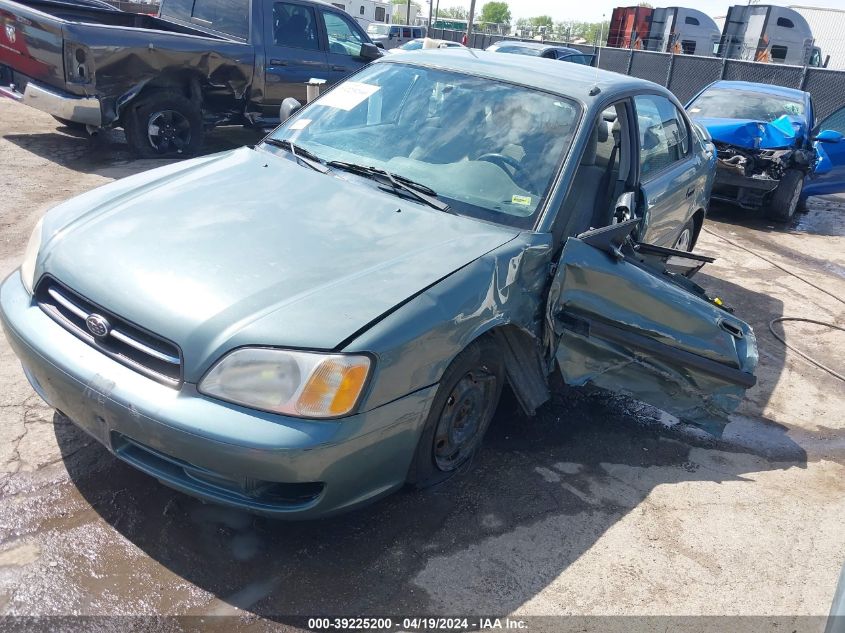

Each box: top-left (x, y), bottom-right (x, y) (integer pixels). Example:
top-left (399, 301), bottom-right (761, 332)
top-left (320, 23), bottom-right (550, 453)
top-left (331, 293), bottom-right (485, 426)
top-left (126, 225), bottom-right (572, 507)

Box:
top-left (307, 617), bottom-right (528, 630)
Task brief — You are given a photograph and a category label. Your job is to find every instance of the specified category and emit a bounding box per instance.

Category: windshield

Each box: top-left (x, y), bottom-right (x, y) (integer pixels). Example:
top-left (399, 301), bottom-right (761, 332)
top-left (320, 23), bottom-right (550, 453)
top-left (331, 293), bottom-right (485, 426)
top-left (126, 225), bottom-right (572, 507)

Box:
top-left (399, 39), bottom-right (424, 50)
top-left (688, 88), bottom-right (805, 122)
top-left (270, 62), bottom-right (580, 228)
top-left (367, 23), bottom-right (389, 35)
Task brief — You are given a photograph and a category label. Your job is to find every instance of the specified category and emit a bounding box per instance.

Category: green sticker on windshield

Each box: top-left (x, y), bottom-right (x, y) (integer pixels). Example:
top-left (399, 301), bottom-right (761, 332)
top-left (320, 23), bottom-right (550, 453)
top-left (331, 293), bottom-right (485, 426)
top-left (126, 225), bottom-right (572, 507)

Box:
top-left (783, 103), bottom-right (801, 115)
top-left (511, 195), bottom-right (532, 206)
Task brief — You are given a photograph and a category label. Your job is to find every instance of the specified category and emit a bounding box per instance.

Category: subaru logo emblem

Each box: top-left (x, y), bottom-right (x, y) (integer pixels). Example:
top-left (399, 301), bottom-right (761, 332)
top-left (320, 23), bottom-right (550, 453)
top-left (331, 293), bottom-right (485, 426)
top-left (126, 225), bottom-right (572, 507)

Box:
top-left (4, 24), bottom-right (15, 44)
top-left (85, 314), bottom-right (110, 339)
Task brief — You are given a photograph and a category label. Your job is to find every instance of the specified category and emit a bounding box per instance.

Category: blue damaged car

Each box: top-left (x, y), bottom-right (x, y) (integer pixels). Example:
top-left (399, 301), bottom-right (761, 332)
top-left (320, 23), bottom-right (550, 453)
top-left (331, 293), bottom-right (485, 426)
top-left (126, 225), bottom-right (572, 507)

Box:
top-left (686, 80), bottom-right (845, 221)
top-left (0, 52), bottom-right (755, 519)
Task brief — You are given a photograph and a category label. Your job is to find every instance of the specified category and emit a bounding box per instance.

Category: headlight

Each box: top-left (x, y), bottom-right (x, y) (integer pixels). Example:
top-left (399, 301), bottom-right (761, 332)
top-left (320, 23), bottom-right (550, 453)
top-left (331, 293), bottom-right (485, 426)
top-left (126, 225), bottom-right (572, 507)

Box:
top-left (198, 348), bottom-right (371, 419)
top-left (20, 218), bottom-right (44, 295)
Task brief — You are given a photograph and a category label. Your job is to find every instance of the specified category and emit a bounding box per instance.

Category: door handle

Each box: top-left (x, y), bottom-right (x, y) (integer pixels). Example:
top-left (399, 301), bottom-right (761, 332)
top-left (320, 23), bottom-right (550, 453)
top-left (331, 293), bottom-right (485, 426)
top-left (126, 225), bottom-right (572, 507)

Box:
top-left (269, 59), bottom-right (288, 66)
top-left (686, 186), bottom-right (695, 198)
top-left (331, 65), bottom-right (347, 71)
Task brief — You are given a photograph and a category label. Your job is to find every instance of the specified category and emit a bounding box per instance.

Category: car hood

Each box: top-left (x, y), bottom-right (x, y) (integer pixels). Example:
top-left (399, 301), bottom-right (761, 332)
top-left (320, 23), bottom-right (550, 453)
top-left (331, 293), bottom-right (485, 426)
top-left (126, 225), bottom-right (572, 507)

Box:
top-left (40, 147), bottom-right (519, 380)
top-left (695, 115), bottom-right (806, 150)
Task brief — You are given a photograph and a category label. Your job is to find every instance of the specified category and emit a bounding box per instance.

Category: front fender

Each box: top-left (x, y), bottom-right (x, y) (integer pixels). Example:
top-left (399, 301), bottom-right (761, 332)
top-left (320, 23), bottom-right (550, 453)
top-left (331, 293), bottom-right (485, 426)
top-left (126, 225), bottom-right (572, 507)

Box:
top-left (345, 233), bottom-right (554, 412)
top-left (814, 141), bottom-right (834, 175)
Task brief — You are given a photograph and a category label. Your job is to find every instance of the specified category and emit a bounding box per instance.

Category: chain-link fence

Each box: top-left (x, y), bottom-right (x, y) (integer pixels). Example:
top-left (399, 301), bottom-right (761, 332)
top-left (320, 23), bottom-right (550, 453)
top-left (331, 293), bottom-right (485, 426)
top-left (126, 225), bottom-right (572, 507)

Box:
top-left (430, 28), bottom-right (845, 121)
top-left (103, 1), bottom-right (159, 12)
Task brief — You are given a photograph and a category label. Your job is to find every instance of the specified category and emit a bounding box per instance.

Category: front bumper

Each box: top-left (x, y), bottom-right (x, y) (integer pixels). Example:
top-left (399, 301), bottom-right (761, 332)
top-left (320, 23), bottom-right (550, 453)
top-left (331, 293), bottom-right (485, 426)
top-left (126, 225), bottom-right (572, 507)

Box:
top-left (0, 271), bottom-right (436, 518)
top-left (711, 166), bottom-right (780, 210)
top-left (0, 78), bottom-right (102, 127)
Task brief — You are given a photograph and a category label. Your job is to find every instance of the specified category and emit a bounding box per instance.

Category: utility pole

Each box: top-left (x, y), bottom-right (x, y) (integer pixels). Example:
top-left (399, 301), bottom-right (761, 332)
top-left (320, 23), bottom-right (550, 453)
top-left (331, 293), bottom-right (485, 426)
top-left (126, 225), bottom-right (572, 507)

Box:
top-left (466, 0), bottom-right (477, 44)
top-left (406, 0), bottom-right (411, 24)
top-left (427, 0), bottom-right (433, 30)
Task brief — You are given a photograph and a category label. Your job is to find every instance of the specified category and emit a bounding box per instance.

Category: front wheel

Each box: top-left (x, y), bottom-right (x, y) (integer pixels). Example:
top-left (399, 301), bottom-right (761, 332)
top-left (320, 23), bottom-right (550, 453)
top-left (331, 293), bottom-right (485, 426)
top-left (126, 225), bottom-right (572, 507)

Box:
top-left (123, 91), bottom-right (204, 158)
top-left (407, 338), bottom-right (504, 488)
top-left (765, 169), bottom-right (804, 222)
top-left (673, 218), bottom-right (696, 252)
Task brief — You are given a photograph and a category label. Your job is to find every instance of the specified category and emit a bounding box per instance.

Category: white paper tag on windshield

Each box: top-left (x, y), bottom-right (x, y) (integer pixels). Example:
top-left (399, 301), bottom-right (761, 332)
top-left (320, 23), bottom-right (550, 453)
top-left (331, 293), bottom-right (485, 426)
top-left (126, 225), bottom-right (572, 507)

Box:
top-left (318, 82), bottom-right (380, 111)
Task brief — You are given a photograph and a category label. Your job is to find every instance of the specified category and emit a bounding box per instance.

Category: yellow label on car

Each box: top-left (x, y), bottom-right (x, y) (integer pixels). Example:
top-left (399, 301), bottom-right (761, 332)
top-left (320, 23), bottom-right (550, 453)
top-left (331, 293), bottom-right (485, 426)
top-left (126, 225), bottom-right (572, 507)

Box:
top-left (511, 195), bottom-right (532, 206)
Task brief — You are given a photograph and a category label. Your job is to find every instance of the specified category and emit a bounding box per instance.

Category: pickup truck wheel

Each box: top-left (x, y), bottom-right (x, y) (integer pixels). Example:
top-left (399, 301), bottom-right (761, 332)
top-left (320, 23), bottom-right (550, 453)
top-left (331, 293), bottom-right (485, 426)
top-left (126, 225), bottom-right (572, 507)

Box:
top-left (765, 169), bottom-right (804, 222)
top-left (124, 92), bottom-right (203, 158)
top-left (407, 338), bottom-right (504, 488)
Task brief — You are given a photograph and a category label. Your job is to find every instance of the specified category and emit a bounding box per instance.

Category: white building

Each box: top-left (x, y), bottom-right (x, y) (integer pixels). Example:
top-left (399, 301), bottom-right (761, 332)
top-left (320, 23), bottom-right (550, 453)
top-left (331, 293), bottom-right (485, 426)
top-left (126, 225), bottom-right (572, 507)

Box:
top-left (329, 0), bottom-right (392, 28)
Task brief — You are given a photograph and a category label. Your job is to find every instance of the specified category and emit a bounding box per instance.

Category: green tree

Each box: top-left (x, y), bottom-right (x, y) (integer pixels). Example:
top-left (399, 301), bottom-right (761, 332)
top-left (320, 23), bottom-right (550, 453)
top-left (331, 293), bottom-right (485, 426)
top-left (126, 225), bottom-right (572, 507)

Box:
top-left (437, 6), bottom-right (468, 19)
top-left (530, 15), bottom-right (554, 28)
top-left (480, 1), bottom-right (510, 25)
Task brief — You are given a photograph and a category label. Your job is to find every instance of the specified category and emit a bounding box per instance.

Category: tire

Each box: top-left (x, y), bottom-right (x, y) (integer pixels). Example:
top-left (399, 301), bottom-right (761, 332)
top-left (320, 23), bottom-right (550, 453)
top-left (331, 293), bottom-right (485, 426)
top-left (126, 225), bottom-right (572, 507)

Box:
top-left (52, 116), bottom-right (86, 131)
top-left (765, 169), bottom-right (804, 222)
top-left (673, 218), bottom-right (696, 252)
top-left (407, 338), bottom-right (505, 488)
top-left (123, 91), bottom-right (204, 158)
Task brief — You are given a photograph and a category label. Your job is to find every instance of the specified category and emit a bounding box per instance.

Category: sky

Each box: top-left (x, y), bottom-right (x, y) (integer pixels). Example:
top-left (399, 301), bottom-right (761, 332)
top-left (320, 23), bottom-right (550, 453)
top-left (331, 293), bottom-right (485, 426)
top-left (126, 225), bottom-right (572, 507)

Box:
top-left (424, 0), bottom-right (845, 23)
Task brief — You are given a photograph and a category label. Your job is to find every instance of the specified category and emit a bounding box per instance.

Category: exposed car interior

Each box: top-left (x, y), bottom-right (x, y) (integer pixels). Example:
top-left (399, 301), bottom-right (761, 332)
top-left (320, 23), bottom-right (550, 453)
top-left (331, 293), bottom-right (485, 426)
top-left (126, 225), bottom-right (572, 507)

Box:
top-left (555, 102), bottom-right (634, 243)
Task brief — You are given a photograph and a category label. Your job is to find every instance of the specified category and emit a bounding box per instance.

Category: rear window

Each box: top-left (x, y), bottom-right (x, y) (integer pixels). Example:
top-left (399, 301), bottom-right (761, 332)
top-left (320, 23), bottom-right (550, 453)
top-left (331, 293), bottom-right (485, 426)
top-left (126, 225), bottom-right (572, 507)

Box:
top-left (161, 0), bottom-right (250, 40)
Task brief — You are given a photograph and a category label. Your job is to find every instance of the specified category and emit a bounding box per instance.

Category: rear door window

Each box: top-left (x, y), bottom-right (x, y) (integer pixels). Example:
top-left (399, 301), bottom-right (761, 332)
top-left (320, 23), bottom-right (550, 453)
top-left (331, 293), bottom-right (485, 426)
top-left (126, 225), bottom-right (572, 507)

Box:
top-left (634, 94), bottom-right (690, 180)
top-left (273, 2), bottom-right (321, 50)
top-left (188, 0), bottom-right (250, 40)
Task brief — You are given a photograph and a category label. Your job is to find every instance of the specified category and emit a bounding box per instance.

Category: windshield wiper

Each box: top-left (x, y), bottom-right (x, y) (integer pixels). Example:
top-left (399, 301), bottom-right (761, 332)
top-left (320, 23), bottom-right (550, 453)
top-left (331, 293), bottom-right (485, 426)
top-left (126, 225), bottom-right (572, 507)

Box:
top-left (263, 138), bottom-right (329, 174)
top-left (327, 161), bottom-right (452, 213)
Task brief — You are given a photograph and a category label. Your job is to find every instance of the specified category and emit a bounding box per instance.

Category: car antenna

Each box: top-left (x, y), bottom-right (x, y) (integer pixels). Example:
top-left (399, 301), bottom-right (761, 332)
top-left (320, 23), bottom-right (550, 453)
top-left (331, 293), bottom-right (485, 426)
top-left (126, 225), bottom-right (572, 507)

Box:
top-left (590, 15), bottom-right (605, 96)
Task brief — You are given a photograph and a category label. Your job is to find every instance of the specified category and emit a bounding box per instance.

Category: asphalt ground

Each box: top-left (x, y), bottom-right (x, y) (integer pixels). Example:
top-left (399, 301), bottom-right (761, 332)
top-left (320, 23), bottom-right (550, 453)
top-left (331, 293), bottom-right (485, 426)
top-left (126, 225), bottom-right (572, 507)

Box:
top-left (0, 99), bottom-right (843, 632)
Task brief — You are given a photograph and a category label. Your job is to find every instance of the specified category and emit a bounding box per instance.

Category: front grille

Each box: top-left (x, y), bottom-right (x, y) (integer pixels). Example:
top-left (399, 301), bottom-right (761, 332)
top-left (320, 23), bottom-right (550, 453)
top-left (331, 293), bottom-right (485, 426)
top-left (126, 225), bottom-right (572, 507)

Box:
top-left (36, 277), bottom-right (183, 386)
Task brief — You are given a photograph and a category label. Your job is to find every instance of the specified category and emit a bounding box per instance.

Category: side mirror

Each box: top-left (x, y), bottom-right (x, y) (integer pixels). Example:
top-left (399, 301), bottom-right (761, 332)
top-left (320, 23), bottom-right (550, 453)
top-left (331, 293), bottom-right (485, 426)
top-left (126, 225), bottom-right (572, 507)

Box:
top-left (613, 191), bottom-right (636, 224)
top-left (359, 42), bottom-right (382, 61)
top-left (388, 32), bottom-right (394, 40)
top-left (280, 97), bottom-right (303, 121)
top-left (815, 129), bottom-right (843, 144)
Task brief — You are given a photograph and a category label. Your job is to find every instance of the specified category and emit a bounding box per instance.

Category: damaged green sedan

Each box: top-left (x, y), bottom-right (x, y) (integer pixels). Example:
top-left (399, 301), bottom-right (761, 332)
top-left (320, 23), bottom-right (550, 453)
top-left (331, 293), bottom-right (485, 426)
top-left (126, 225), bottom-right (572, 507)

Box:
top-left (0, 51), bottom-right (756, 518)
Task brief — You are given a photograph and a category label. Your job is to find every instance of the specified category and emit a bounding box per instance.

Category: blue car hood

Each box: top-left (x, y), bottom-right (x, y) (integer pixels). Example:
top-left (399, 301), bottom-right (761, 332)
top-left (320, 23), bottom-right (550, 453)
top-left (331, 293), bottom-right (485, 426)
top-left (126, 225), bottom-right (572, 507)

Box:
top-left (697, 115), bottom-right (806, 150)
top-left (38, 147), bottom-right (519, 380)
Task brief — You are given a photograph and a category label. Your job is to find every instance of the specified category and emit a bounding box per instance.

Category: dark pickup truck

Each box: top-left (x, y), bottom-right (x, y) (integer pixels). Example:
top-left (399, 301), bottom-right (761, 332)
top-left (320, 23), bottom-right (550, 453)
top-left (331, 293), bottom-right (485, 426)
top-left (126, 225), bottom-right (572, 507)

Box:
top-left (0, 0), bottom-right (380, 156)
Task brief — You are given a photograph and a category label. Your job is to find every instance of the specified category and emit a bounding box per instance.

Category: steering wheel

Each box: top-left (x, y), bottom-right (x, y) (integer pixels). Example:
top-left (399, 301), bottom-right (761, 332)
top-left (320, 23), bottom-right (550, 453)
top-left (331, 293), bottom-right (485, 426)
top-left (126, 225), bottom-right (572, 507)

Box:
top-left (476, 152), bottom-right (534, 190)
top-left (476, 152), bottom-right (522, 173)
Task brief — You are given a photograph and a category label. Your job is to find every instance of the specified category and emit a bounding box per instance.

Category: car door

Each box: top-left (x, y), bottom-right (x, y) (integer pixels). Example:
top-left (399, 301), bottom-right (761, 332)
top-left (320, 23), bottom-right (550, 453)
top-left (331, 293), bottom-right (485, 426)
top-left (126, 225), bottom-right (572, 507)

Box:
top-left (319, 8), bottom-right (371, 84)
top-left (634, 94), bottom-right (704, 248)
top-left (547, 220), bottom-right (757, 436)
top-left (264, 0), bottom-right (329, 107)
top-left (804, 104), bottom-right (845, 197)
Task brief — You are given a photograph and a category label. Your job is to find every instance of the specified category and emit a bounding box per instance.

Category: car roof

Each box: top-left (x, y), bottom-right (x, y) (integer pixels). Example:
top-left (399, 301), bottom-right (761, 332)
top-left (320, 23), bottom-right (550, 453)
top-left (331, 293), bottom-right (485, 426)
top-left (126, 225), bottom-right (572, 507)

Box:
top-left (706, 80), bottom-right (809, 101)
top-left (375, 49), bottom-right (662, 103)
top-left (491, 41), bottom-right (583, 54)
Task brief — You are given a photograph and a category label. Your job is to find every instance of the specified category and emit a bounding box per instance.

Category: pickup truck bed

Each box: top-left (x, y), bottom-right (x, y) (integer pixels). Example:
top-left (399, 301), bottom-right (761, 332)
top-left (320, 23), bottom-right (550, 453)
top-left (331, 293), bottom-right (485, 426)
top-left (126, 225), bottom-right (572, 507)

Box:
top-left (0, 0), bottom-right (254, 128)
top-left (1, 0), bottom-right (380, 156)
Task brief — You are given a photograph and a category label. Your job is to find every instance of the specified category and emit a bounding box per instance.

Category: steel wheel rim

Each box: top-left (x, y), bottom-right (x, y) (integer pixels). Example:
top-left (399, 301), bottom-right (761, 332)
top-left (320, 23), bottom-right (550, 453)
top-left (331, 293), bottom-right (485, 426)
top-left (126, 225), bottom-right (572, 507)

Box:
top-left (147, 110), bottom-right (191, 154)
top-left (433, 369), bottom-right (496, 471)
top-left (675, 227), bottom-right (692, 251)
